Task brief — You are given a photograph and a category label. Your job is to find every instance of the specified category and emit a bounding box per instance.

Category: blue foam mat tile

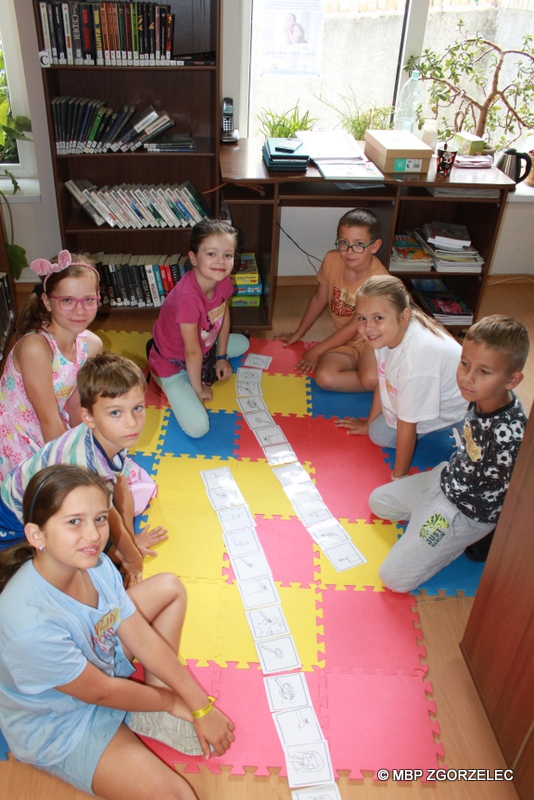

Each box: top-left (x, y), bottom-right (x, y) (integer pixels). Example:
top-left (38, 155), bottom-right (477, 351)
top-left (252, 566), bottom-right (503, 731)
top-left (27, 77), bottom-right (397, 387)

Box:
top-left (381, 427), bottom-right (457, 473)
top-left (308, 383), bottom-right (374, 420)
top-left (161, 410), bottom-right (240, 459)
top-left (0, 727), bottom-right (9, 760)
top-left (415, 553), bottom-right (485, 596)
top-left (129, 452), bottom-right (159, 478)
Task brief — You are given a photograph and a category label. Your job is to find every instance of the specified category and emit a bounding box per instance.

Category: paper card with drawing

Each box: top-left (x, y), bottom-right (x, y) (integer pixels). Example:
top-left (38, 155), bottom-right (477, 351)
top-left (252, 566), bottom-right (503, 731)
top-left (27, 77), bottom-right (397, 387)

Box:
top-left (272, 462), bottom-right (310, 487)
top-left (243, 410), bottom-right (276, 431)
top-left (244, 353), bottom-right (272, 369)
top-left (323, 539), bottom-right (367, 571)
top-left (263, 442), bottom-right (298, 466)
top-left (237, 395), bottom-right (268, 414)
top-left (237, 367), bottom-right (263, 382)
top-left (290, 784), bottom-right (342, 800)
top-left (200, 467), bottom-right (236, 492)
top-left (254, 425), bottom-right (288, 447)
top-left (217, 505), bottom-right (256, 533)
top-left (235, 381), bottom-right (262, 397)
top-left (273, 706), bottom-right (323, 748)
top-left (256, 635), bottom-right (301, 674)
top-left (238, 577), bottom-right (281, 610)
top-left (230, 551), bottom-right (272, 582)
top-left (307, 518), bottom-right (350, 548)
top-left (223, 528), bottom-right (261, 558)
top-left (264, 673), bottom-right (313, 712)
top-left (294, 498), bottom-right (333, 527)
top-left (207, 485), bottom-right (246, 511)
top-left (245, 605), bottom-right (290, 640)
top-left (285, 741), bottom-right (335, 788)
top-left (284, 482), bottom-right (322, 507)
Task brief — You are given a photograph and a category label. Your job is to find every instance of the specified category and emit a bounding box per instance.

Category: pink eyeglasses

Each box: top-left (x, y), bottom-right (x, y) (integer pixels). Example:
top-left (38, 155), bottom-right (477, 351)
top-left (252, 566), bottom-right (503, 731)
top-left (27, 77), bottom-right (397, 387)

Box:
top-left (47, 294), bottom-right (101, 311)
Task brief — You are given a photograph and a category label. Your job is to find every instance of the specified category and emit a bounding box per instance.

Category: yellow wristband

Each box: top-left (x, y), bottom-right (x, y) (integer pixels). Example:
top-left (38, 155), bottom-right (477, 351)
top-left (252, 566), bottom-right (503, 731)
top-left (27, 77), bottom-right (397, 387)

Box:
top-left (191, 696), bottom-right (216, 719)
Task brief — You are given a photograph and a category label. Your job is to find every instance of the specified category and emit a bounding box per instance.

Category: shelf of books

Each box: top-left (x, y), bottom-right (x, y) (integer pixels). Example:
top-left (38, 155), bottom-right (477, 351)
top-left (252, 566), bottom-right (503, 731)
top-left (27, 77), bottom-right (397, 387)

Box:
top-left (31, 0), bottom-right (245, 320)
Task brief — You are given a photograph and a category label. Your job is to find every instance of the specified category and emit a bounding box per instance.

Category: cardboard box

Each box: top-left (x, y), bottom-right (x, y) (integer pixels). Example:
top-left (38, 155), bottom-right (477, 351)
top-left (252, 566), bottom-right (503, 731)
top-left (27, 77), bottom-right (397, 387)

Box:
top-left (229, 295), bottom-right (261, 306)
top-left (452, 132), bottom-right (485, 155)
top-left (365, 130), bottom-right (433, 173)
top-left (231, 252), bottom-right (260, 285)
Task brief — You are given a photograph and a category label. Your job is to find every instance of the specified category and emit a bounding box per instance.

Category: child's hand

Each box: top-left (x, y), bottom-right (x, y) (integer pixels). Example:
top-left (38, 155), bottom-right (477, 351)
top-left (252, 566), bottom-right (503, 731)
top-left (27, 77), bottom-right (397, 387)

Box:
top-left (197, 384), bottom-right (213, 402)
top-left (136, 524), bottom-right (169, 557)
top-left (194, 707), bottom-right (236, 758)
top-left (274, 331), bottom-right (301, 347)
top-left (216, 359), bottom-right (233, 382)
top-left (295, 344), bottom-right (321, 375)
top-left (335, 417), bottom-right (369, 435)
top-left (122, 551), bottom-right (144, 587)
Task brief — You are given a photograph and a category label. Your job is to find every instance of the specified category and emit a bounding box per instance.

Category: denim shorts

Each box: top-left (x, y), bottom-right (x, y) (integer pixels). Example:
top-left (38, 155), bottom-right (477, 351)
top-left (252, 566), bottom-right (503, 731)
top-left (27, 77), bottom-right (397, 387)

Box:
top-left (36, 706), bottom-right (130, 795)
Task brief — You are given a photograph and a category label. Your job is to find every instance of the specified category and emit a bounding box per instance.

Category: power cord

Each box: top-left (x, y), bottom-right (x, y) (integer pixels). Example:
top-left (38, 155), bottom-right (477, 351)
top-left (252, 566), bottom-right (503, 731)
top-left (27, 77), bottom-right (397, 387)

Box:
top-left (277, 222), bottom-right (323, 275)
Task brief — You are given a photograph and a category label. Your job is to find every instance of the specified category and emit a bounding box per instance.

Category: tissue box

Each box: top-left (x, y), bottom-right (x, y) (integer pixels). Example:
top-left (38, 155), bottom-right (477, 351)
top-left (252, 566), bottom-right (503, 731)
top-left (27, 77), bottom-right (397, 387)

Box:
top-left (365, 130), bottom-right (433, 173)
top-left (452, 132), bottom-right (486, 155)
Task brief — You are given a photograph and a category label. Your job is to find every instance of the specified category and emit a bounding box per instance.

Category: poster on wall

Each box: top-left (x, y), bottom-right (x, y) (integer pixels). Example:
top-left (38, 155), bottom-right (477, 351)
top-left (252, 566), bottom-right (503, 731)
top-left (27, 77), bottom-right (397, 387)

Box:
top-left (258, 0), bottom-right (325, 75)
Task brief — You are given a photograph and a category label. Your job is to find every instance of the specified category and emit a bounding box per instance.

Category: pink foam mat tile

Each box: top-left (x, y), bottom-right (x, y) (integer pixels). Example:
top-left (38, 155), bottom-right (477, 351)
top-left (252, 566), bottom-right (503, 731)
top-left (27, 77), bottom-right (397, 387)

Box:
top-left (223, 515), bottom-right (317, 588)
top-left (318, 585), bottom-right (426, 675)
top-left (319, 667), bottom-right (443, 781)
top-left (244, 338), bottom-right (309, 376)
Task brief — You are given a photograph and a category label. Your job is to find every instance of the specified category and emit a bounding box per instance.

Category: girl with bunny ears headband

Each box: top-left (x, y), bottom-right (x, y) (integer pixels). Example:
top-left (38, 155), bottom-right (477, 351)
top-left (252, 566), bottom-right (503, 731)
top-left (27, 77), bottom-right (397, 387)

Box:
top-left (0, 250), bottom-right (103, 481)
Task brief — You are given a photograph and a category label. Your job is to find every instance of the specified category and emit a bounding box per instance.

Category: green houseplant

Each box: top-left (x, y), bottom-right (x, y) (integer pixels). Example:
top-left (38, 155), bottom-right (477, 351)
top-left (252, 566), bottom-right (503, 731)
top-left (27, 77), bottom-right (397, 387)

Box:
top-left (317, 88), bottom-right (394, 140)
top-left (258, 104), bottom-right (317, 139)
top-left (406, 22), bottom-right (534, 147)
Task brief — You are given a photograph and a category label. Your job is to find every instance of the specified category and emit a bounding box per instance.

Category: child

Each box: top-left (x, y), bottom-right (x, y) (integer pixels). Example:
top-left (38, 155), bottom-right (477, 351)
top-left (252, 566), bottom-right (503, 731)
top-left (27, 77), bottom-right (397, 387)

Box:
top-left (0, 250), bottom-right (102, 481)
top-left (148, 219), bottom-right (249, 438)
top-left (0, 353), bottom-right (166, 584)
top-left (368, 315), bottom-right (529, 592)
top-left (275, 208), bottom-right (388, 392)
top-left (336, 275), bottom-right (468, 478)
top-left (0, 465), bottom-right (235, 799)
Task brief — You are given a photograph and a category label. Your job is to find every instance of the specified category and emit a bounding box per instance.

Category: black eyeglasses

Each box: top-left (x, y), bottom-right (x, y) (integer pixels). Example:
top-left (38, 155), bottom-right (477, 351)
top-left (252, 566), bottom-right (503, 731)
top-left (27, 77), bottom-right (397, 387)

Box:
top-left (335, 238), bottom-right (377, 254)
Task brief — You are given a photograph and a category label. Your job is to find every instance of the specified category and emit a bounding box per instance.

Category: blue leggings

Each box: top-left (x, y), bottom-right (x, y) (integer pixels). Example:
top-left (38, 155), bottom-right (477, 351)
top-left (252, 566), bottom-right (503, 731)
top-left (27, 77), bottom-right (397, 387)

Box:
top-left (153, 334), bottom-right (250, 438)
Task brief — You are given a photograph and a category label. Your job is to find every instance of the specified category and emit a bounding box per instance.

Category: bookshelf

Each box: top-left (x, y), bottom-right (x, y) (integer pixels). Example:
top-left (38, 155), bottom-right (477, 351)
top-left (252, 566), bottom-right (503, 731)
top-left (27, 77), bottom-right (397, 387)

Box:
top-left (31, 0), bottom-right (221, 315)
top-left (220, 139), bottom-right (516, 330)
top-left (0, 217), bottom-right (16, 367)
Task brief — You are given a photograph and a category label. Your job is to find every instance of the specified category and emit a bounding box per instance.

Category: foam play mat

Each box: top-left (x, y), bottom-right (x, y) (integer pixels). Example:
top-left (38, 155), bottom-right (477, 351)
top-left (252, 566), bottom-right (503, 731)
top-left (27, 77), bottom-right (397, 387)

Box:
top-left (101, 334), bottom-right (481, 782)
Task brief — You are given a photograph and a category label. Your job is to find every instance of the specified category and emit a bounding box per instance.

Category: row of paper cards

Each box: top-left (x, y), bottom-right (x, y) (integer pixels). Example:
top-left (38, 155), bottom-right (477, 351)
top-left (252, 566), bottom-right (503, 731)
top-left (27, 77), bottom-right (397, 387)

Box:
top-left (201, 464), bottom-right (338, 792)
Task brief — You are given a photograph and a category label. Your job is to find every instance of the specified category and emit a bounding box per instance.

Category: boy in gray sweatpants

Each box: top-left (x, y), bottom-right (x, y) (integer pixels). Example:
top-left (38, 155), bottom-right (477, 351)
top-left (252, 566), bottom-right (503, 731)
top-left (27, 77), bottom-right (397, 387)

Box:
top-left (369, 315), bottom-right (529, 593)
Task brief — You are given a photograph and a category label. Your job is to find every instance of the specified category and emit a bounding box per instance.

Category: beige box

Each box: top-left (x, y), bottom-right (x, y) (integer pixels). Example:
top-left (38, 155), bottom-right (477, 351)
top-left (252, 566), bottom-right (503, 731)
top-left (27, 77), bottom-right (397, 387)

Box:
top-left (365, 130), bottom-right (433, 173)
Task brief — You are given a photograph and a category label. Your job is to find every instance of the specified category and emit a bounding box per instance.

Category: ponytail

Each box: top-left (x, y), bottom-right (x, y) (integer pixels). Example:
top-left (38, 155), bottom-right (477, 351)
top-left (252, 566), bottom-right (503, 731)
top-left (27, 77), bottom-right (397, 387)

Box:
top-left (0, 542), bottom-right (34, 594)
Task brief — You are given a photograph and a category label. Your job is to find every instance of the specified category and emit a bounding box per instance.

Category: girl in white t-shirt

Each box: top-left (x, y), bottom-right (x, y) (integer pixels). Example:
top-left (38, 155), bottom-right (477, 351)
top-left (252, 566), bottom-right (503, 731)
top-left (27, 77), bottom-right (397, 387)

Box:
top-left (0, 465), bottom-right (234, 799)
top-left (336, 275), bottom-right (467, 479)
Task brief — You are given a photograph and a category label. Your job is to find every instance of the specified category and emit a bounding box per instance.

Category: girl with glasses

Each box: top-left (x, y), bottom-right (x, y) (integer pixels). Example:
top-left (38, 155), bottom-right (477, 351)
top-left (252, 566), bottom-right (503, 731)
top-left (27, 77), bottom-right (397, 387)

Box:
top-left (275, 208), bottom-right (388, 393)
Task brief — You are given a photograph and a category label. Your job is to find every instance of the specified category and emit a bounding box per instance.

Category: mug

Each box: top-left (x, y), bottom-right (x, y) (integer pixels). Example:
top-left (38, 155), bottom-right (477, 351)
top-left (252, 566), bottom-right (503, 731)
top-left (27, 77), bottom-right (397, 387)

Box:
top-left (436, 147), bottom-right (457, 177)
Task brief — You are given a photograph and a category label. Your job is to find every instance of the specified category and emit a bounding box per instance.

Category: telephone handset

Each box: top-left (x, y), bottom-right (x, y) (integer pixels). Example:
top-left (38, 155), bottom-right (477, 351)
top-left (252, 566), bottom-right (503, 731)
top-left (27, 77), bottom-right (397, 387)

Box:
top-left (221, 97), bottom-right (239, 143)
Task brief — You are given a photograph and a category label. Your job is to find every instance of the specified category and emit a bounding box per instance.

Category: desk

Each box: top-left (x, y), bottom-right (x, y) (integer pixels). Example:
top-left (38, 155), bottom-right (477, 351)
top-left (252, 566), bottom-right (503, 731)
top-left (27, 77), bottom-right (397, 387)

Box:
top-left (220, 138), bottom-right (515, 331)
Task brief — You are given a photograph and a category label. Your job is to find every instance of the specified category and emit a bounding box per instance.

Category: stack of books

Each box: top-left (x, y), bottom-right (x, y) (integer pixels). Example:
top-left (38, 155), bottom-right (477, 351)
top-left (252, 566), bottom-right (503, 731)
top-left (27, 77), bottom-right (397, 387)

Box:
top-left (51, 98), bottom-right (174, 155)
top-left (389, 233), bottom-right (434, 273)
top-left (65, 179), bottom-right (212, 228)
top-left (413, 223), bottom-right (484, 274)
top-left (38, 2), bottom-right (177, 66)
top-left (144, 132), bottom-right (196, 152)
top-left (262, 139), bottom-right (309, 173)
top-left (85, 252), bottom-right (192, 307)
top-left (411, 278), bottom-right (473, 326)
top-left (230, 253), bottom-right (262, 306)
top-left (0, 273), bottom-right (16, 359)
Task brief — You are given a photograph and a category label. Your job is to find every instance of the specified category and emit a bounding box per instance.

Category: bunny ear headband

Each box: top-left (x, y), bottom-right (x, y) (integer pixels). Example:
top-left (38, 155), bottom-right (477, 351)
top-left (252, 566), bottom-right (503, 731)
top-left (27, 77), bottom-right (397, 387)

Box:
top-left (30, 249), bottom-right (99, 292)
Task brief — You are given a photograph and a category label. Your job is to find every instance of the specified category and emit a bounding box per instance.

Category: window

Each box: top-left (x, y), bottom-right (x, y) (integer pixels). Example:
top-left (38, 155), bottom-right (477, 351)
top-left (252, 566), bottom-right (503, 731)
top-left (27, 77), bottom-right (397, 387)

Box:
top-left (0, 0), bottom-right (36, 179)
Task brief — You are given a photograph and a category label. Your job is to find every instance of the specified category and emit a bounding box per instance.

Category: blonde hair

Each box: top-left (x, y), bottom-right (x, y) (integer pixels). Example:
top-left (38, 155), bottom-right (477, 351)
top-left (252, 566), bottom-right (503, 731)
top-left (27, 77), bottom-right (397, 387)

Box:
top-left (465, 315), bottom-right (529, 373)
top-left (357, 275), bottom-right (448, 338)
top-left (16, 254), bottom-right (99, 338)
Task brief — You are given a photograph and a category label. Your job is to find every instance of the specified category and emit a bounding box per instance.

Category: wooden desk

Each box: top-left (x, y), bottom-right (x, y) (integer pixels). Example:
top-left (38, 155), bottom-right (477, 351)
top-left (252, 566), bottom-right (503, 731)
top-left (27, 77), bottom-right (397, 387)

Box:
top-left (220, 138), bottom-right (515, 331)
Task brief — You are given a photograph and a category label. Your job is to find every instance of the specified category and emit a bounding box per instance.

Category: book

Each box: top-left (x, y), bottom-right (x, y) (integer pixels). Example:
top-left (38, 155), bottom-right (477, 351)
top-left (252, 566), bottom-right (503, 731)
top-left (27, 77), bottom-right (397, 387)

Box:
top-left (144, 131), bottom-right (196, 151)
top-left (144, 258), bottom-right (162, 306)
top-left (425, 221), bottom-right (471, 249)
top-left (265, 138), bottom-right (309, 161)
top-left (415, 289), bottom-right (473, 326)
top-left (52, 2), bottom-right (67, 64)
top-left (79, 3), bottom-right (95, 64)
top-left (180, 180), bottom-right (212, 222)
top-left (111, 105), bottom-right (160, 151)
top-left (229, 295), bottom-right (261, 307)
top-left (135, 256), bottom-right (153, 307)
top-left (92, 3), bottom-right (105, 65)
top-left (114, 256), bottom-right (131, 305)
top-left (232, 253), bottom-right (259, 285)
top-left (165, 13), bottom-right (174, 60)
top-left (390, 232), bottom-right (434, 273)
top-left (45, 3), bottom-right (59, 64)
top-left (106, 257), bottom-right (123, 305)
top-left (61, 3), bottom-right (74, 64)
top-left (168, 253), bottom-right (181, 285)
top-left (151, 257), bottom-right (166, 300)
top-left (39, 3), bottom-right (54, 65)
top-left (69, 2), bottom-right (84, 64)
top-left (65, 179), bottom-right (106, 227)
top-left (129, 254), bottom-right (146, 307)
top-left (316, 160), bottom-right (384, 181)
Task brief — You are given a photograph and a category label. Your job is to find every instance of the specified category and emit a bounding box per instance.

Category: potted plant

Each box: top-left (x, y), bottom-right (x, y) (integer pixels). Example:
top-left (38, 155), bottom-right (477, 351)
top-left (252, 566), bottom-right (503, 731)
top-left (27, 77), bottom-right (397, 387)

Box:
top-left (258, 104), bottom-right (317, 139)
top-left (0, 111), bottom-right (32, 280)
top-left (317, 88), bottom-right (394, 141)
top-left (406, 21), bottom-right (534, 148)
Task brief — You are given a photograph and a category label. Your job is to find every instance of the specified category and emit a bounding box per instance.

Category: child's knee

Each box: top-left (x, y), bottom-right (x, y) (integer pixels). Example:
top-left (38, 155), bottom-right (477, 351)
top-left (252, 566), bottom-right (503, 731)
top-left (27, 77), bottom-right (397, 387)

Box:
top-left (157, 573), bottom-right (187, 604)
top-left (368, 485), bottom-right (393, 520)
top-left (313, 364), bottom-right (337, 391)
top-left (179, 413), bottom-right (210, 438)
top-left (378, 559), bottom-right (415, 593)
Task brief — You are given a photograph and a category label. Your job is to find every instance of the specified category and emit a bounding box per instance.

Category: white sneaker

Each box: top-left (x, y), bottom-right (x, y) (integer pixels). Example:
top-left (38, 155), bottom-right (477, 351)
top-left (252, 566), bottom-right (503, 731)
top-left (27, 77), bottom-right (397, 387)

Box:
top-left (127, 711), bottom-right (203, 756)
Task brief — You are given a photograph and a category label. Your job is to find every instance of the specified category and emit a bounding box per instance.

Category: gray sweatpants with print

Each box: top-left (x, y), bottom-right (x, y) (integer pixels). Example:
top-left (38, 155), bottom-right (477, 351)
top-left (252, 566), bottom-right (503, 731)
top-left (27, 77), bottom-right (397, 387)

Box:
top-left (369, 463), bottom-right (495, 593)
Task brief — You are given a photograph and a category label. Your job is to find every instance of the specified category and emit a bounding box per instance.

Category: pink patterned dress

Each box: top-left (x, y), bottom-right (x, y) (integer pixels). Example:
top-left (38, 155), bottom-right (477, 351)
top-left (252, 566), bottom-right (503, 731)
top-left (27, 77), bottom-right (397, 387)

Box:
top-left (0, 330), bottom-right (88, 482)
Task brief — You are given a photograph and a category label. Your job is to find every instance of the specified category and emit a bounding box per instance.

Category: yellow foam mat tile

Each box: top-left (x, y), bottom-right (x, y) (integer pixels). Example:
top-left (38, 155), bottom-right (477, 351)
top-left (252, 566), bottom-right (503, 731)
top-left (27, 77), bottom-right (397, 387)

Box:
top-left (179, 577), bottom-right (227, 667)
top-left (205, 374), bottom-right (310, 417)
top-left (131, 406), bottom-right (170, 456)
top-left (97, 330), bottom-right (150, 366)
top-left (194, 582), bottom-right (323, 670)
top-left (315, 519), bottom-right (401, 591)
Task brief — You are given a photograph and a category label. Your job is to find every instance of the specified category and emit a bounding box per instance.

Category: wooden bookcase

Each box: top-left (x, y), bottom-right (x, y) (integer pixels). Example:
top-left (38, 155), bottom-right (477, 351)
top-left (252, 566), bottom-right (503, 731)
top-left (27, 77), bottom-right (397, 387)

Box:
top-left (0, 214), bottom-right (16, 368)
top-left (31, 0), bottom-right (221, 315)
top-left (220, 138), bottom-right (516, 330)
